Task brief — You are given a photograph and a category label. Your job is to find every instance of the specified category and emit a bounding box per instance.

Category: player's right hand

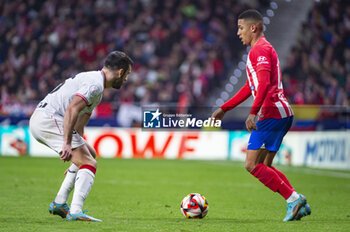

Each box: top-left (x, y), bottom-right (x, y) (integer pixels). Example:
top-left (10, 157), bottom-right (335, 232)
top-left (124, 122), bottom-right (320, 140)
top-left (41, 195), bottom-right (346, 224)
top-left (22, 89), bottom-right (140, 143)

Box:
top-left (210, 108), bottom-right (225, 128)
top-left (245, 114), bottom-right (257, 133)
top-left (211, 108), bottom-right (225, 121)
top-left (60, 143), bottom-right (72, 162)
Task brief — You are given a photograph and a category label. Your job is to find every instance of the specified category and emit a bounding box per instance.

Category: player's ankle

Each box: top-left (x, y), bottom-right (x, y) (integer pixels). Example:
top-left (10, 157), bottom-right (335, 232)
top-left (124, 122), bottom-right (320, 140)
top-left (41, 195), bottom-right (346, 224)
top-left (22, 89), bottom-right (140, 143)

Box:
top-left (286, 191), bottom-right (299, 203)
top-left (70, 208), bottom-right (82, 214)
top-left (54, 196), bottom-right (66, 204)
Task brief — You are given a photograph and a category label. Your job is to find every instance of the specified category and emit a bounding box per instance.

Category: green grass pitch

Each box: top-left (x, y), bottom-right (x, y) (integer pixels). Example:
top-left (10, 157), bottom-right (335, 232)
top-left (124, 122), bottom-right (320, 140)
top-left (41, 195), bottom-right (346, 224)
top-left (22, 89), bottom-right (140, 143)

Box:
top-left (0, 156), bottom-right (350, 232)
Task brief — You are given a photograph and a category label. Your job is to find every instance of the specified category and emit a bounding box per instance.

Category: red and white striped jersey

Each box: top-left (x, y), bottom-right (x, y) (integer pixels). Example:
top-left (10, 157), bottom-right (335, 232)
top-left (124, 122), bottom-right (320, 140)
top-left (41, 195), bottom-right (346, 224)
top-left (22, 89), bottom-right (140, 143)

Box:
top-left (246, 36), bottom-right (293, 120)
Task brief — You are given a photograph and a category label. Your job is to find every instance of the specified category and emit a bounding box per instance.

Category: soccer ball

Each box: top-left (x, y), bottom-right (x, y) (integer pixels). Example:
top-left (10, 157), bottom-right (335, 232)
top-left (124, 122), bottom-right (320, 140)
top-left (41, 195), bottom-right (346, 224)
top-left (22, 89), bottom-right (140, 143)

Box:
top-left (180, 193), bottom-right (209, 219)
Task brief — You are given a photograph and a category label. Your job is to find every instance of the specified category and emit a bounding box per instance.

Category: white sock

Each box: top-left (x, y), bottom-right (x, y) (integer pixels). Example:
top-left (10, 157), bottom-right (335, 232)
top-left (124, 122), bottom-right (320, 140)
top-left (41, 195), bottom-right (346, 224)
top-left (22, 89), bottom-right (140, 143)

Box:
top-left (70, 168), bottom-right (95, 214)
top-left (54, 163), bottom-right (79, 204)
top-left (286, 191), bottom-right (300, 203)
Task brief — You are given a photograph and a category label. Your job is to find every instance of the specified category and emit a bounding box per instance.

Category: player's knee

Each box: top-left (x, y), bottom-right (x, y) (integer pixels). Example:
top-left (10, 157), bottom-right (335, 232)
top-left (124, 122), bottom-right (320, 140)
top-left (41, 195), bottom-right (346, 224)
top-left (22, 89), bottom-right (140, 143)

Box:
top-left (264, 152), bottom-right (276, 167)
top-left (264, 159), bottom-right (272, 167)
top-left (72, 152), bottom-right (97, 169)
top-left (87, 158), bottom-right (97, 169)
top-left (245, 162), bottom-right (256, 173)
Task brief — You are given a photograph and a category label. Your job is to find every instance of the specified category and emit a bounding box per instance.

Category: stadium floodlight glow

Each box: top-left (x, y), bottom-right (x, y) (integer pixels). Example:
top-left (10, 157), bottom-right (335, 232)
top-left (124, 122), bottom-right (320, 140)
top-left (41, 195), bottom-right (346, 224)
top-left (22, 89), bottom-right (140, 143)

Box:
top-left (220, 91), bottom-right (229, 100)
top-left (216, 98), bottom-right (224, 107)
top-left (270, 2), bottom-right (278, 9)
top-left (242, 54), bottom-right (248, 61)
top-left (234, 69), bottom-right (242, 77)
top-left (263, 17), bottom-right (270, 25)
top-left (238, 61), bottom-right (246, 70)
top-left (270, 2), bottom-right (278, 10)
top-left (263, 25), bottom-right (267, 32)
top-left (225, 83), bottom-right (234, 92)
top-left (230, 75), bottom-right (238, 84)
top-left (266, 9), bottom-right (274, 17)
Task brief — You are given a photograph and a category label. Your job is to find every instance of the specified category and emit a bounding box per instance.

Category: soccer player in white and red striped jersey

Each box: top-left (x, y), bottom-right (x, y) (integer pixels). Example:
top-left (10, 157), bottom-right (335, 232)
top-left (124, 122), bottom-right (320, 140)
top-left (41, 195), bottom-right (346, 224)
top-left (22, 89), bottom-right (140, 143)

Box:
top-left (211, 10), bottom-right (311, 221)
top-left (30, 51), bottom-right (133, 221)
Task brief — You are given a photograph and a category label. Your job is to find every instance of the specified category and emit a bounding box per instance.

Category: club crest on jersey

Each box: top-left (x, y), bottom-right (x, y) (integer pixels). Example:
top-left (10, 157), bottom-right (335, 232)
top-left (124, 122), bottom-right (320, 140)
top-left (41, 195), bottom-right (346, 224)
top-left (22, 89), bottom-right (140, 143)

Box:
top-left (257, 56), bottom-right (269, 65)
top-left (89, 85), bottom-right (100, 98)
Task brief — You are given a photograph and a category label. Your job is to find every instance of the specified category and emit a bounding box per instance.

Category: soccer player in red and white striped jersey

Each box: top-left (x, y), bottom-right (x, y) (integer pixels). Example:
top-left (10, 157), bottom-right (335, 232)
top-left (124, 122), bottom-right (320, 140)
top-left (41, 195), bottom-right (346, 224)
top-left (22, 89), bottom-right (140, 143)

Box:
top-left (212, 9), bottom-right (311, 221)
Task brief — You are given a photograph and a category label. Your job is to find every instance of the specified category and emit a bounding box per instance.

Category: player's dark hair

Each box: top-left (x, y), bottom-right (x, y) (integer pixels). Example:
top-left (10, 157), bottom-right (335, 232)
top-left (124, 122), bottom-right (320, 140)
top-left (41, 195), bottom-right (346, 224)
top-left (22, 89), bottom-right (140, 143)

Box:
top-left (238, 9), bottom-right (263, 22)
top-left (104, 51), bottom-right (134, 72)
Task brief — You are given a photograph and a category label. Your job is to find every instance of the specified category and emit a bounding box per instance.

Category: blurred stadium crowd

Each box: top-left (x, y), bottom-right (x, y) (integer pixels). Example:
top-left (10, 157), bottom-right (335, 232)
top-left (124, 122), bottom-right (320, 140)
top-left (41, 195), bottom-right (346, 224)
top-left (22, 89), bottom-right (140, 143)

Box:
top-left (283, 0), bottom-right (350, 106)
top-left (0, 0), bottom-right (348, 121)
top-left (0, 0), bottom-right (268, 118)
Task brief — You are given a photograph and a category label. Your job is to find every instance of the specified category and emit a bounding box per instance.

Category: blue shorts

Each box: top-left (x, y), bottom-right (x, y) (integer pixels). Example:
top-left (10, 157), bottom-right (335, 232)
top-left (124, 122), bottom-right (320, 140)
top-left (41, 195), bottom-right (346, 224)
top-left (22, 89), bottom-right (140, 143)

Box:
top-left (247, 116), bottom-right (293, 152)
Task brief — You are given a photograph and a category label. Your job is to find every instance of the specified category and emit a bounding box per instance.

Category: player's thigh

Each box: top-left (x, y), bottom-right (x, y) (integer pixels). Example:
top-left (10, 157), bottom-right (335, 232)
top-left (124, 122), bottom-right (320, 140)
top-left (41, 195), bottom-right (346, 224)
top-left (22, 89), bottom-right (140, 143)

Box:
top-left (86, 143), bottom-right (97, 159)
top-left (264, 151), bottom-right (277, 167)
top-left (71, 144), bottom-right (97, 168)
top-left (30, 110), bottom-right (86, 154)
top-left (257, 149), bottom-right (269, 163)
top-left (264, 117), bottom-right (293, 152)
top-left (29, 110), bottom-right (63, 153)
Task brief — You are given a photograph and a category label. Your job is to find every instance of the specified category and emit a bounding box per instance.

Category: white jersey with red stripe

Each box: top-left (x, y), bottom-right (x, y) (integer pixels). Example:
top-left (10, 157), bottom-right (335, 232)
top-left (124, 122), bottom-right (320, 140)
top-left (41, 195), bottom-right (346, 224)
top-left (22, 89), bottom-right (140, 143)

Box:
top-left (246, 36), bottom-right (293, 120)
top-left (36, 70), bottom-right (105, 119)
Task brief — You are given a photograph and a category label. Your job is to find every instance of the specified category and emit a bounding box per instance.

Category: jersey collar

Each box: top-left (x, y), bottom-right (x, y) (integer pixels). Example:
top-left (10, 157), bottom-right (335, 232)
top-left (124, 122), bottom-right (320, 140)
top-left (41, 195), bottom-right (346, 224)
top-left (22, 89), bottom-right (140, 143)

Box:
top-left (257, 36), bottom-right (266, 45)
top-left (251, 35), bottom-right (265, 48)
top-left (101, 70), bottom-right (106, 88)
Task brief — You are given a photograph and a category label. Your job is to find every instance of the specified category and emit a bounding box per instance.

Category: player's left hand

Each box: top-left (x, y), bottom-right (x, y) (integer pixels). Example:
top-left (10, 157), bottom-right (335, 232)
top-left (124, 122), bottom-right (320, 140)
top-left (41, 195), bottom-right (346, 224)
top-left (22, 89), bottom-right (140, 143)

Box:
top-left (245, 114), bottom-right (257, 133)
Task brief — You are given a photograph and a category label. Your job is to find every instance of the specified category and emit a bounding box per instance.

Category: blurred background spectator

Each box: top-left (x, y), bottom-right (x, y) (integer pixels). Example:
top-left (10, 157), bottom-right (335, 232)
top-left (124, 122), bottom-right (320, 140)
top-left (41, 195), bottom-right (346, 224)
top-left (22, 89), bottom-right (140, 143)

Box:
top-left (0, 0), bottom-right (268, 121)
top-left (0, 0), bottom-right (348, 128)
top-left (282, 0), bottom-right (350, 106)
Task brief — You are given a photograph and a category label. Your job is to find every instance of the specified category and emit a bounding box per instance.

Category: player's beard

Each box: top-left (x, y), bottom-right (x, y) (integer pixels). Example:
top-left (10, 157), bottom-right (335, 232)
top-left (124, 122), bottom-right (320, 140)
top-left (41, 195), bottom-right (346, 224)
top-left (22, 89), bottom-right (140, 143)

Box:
top-left (112, 78), bottom-right (124, 89)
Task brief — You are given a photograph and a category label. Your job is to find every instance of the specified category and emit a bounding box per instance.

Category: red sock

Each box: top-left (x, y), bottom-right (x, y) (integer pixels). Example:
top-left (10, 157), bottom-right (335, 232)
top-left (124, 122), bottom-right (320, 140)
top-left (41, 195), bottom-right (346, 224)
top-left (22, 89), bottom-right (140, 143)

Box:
top-left (250, 163), bottom-right (293, 200)
top-left (270, 166), bottom-right (294, 191)
top-left (80, 164), bottom-right (96, 174)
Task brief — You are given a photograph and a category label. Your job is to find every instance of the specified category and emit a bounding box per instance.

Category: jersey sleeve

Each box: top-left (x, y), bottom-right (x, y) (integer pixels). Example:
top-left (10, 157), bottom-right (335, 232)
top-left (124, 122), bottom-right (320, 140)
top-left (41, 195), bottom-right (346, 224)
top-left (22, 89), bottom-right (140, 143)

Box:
top-left (76, 84), bottom-right (103, 105)
top-left (250, 46), bottom-right (271, 73)
top-left (220, 80), bottom-right (251, 112)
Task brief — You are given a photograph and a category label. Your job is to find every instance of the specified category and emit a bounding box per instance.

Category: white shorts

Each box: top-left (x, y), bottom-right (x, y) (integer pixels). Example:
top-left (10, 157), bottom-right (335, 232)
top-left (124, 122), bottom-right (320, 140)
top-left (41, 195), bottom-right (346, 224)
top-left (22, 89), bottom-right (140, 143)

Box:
top-left (29, 109), bottom-right (85, 154)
